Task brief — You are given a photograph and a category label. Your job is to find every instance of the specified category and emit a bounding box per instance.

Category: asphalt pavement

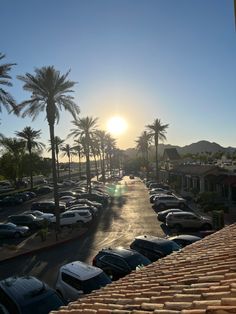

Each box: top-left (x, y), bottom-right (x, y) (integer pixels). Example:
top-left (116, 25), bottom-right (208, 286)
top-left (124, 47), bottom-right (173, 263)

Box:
top-left (0, 176), bottom-right (164, 288)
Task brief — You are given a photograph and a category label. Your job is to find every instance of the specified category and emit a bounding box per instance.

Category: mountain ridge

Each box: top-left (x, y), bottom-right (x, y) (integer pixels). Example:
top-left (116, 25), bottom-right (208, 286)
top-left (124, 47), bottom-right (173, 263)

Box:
top-left (124, 140), bottom-right (236, 157)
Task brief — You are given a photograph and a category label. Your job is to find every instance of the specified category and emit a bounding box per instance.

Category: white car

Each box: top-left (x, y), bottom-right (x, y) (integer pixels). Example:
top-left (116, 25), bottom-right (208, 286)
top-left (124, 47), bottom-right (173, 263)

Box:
top-left (69, 204), bottom-right (99, 217)
top-left (50, 210), bottom-right (92, 226)
top-left (55, 261), bottom-right (111, 301)
top-left (154, 195), bottom-right (186, 210)
top-left (59, 196), bottom-right (77, 205)
top-left (24, 210), bottom-right (55, 222)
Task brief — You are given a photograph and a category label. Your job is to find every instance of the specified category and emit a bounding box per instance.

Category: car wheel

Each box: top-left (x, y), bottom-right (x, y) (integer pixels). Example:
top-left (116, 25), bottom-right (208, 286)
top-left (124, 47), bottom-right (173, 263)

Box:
top-left (202, 223), bottom-right (212, 231)
top-left (173, 224), bottom-right (182, 232)
top-left (14, 232), bottom-right (21, 239)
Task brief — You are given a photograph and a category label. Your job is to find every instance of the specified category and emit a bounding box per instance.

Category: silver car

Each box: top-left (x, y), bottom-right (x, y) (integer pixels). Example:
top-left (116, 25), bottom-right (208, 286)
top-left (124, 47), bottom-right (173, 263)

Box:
top-left (0, 223), bottom-right (29, 238)
top-left (166, 211), bottom-right (212, 231)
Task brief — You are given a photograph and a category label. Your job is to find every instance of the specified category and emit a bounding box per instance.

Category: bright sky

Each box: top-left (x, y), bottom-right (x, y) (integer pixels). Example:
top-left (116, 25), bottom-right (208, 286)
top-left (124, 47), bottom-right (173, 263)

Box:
top-left (1, 0), bottom-right (236, 152)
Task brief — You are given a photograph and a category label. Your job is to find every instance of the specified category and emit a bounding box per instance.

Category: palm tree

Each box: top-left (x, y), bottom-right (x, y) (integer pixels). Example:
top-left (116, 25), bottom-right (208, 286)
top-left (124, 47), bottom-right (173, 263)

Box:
top-left (146, 119), bottom-right (169, 181)
top-left (15, 126), bottom-right (45, 189)
top-left (0, 53), bottom-right (18, 114)
top-left (136, 131), bottom-right (152, 179)
top-left (72, 139), bottom-right (83, 179)
top-left (69, 116), bottom-right (98, 192)
top-left (105, 133), bottom-right (116, 174)
top-left (17, 66), bottom-right (79, 230)
top-left (95, 130), bottom-right (108, 183)
top-left (60, 143), bottom-right (75, 180)
top-left (48, 136), bottom-right (64, 180)
top-left (0, 136), bottom-right (25, 185)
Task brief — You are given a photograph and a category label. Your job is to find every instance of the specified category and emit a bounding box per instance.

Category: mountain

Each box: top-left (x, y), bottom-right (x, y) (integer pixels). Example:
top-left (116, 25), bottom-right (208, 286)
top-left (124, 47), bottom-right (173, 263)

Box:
top-left (124, 140), bottom-right (236, 157)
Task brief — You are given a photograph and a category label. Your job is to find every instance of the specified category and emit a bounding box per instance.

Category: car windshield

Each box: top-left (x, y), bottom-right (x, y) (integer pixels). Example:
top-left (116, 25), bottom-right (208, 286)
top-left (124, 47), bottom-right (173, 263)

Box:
top-left (126, 254), bottom-right (151, 270)
top-left (81, 272), bottom-right (111, 294)
top-left (23, 292), bottom-right (65, 314)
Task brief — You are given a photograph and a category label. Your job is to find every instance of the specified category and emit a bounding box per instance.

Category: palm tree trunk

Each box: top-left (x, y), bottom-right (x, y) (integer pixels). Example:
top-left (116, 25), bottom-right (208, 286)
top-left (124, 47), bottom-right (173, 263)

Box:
top-left (49, 123), bottom-right (60, 231)
top-left (155, 136), bottom-right (159, 182)
top-left (56, 151), bottom-right (60, 180)
top-left (78, 149), bottom-right (81, 179)
top-left (29, 148), bottom-right (33, 189)
top-left (68, 155), bottom-right (71, 180)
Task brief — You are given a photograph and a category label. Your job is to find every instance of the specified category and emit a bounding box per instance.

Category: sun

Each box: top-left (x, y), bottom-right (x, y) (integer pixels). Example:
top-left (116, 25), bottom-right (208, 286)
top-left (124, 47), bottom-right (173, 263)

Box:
top-left (106, 116), bottom-right (128, 136)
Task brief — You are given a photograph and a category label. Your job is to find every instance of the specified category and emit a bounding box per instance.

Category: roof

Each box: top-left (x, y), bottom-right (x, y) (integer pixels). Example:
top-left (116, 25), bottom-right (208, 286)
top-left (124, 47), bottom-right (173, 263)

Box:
top-left (51, 223), bottom-right (236, 314)
top-left (171, 164), bottom-right (222, 176)
top-left (163, 148), bottom-right (181, 161)
top-left (61, 261), bottom-right (102, 281)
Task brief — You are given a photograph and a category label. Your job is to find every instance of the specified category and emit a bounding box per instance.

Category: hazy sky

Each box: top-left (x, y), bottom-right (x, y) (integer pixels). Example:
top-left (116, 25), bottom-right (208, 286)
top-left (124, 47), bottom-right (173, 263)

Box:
top-left (1, 0), bottom-right (236, 151)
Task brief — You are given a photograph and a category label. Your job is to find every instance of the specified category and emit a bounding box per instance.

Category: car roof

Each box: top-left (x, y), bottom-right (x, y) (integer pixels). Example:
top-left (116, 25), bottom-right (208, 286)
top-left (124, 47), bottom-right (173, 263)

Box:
top-left (168, 234), bottom-right (201, 241)
top-left (167, 211), bottom-right (196, 216)
top-left (0, 276), bottom-right (48, 304)
top-left (100, 247), bottom-right (141, 258)
top-left (60, 261), bottom-right (102, 281)
top-left (159, 208), bottom-right (182, 214)
top-left (134, 235), bottom-right (173, 245)
top-left (63, 209), bottom-right (90, 214)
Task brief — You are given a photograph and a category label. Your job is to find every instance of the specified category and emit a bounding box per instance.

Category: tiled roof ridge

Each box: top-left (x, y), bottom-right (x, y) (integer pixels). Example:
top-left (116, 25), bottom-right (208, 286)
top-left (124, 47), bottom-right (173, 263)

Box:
top-left (51, 223), bottom-right (236, 314)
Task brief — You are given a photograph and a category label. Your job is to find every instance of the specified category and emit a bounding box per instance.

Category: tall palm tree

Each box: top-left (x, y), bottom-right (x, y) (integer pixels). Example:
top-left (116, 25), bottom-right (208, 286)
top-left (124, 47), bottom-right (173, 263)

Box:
top-left (17, 66), bottom-right (79, 230)
top-left (146, 119), bottom-right (168, 181)
top-left (72, 139), bottom-right (83, 178)
top-left (60, 143), bottom-right (75, 180)
top-left (69, 116), bottom-right (98, 192)
top-left (95, 130), bottom-right (107, 183)
top-left (136, 131), bottom-right (152, 179)
top-left (15, 126), bottom-right (45, 189)
top-left (0, 53), bottom-right (18, 114)
top-left (105, 133), bottom-right (116, 174)
top-left (0, 136), bottom-right (25, 185)
top-left (48, 136), bottom-right (64, 180)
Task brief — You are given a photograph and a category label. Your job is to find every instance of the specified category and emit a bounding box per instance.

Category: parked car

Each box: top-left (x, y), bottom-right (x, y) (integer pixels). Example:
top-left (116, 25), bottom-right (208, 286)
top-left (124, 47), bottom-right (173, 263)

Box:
top-left (0, 195), bottom-right (24, 206)
top-left (8, 214), bottom-right (44, 230)
top-left (23, 191), bottom-right (37, 199)
top-left (59, 196), bottom-right (77, 206)
top-left (79, 193), bottom-right (109, 206)
top-left (150, 192), bottom-right (173, 203)
top-left (55, 261), bottom-right (111, 301)
top-left (50, 209), bottom-right (92, 227)
top-left (153, 195), bottom-right (187, 210)
top-left (130, 235), bottom-right (180, 262)
top-left (35, 185), bottom-right (53, 195)
top-left (157, 208), bottom-right (184, 222)
top-left (31, 201), bottom-right (66, 214)
top-left (149, 188), bottom-right (170, 195)
top-left (24, 210), bottom-right (55, 223)
top-left (92, 247), bottom-right (151, 280)
top-left (166, 211), bottom-right (213, 231)
top-left (0, 223), bottom-right (29, 238)
top-left (70, 199), bottom-right (103, 210)
top-left (69, 204), bottom-right (99, 217)
top-left (167, 234), bottom-right (201, 248)
top-left (0, 276), bottom-right (66, 314)
top-left (58, 191), bottom-right (78, 198)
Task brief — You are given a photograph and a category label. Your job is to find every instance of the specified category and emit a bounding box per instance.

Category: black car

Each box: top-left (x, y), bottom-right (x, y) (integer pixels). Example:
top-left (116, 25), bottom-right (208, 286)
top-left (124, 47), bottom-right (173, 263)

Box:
top-left (0, 195), bottom-right (24, 206)
top-left (35, 186), bottom-right (53, 195)
top-left (0, 276), bottom-right (66, 314)
top-left (92, 247), bottom-right (151, 281)
top-left (130, 235), bottom-right (180, 262)
top-left (8, 214), bottom-right (44, 230)
top-left (167, 234), bottom-right (201, 248)
top-left (79, 193), bottom-right (109, 206)
top-left (31, 201), bottom-right (66, 214)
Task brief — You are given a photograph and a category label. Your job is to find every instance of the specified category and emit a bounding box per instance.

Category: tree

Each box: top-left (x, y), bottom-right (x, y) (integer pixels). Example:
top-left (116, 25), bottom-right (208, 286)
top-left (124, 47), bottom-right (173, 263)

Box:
top-left (105, 133), bottom-right (116, 174)
top-left (146, 119), bottom-right (168, 181)
top-left (136, 131), bottom-right (152, 179)
top-left (0, 53), bottom-right (18, 114)
top-left (15, 126), bottom-right (45, 189)
top-left (69, 116), bottom-right (98, 192)
top-left (48, 136), bottom-right (64, 180)
top-left (60, 143), bottom-right (75, 180)
top-left (18, 66), bottom-right (79, 230)
top-left (95, 130), bottom-right (108, 183)
top-left (0, 136), bottom-right (25, 185)
top-left (72, 139), bottom-right (83, 178)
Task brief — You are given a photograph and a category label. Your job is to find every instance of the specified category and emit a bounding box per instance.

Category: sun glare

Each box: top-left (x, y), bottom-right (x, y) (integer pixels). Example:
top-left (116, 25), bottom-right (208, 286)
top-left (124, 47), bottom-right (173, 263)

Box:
top-left (106, 116), bottom-right (128, 136)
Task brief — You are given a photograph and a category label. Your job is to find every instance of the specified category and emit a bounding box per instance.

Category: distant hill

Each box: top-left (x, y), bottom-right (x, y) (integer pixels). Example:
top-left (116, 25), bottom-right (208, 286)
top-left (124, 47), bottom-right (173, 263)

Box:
top-left (124, 140), bottom-right (236, 158)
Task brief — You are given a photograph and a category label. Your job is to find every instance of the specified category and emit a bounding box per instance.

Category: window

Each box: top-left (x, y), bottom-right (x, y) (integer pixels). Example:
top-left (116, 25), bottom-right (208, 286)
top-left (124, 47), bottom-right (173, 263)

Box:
top-left (61, 272), bottom-right (83, 291)
top-left (62, 213), bottom-right (74, 218)
top-left (0, 288), bottom-right (19, 313)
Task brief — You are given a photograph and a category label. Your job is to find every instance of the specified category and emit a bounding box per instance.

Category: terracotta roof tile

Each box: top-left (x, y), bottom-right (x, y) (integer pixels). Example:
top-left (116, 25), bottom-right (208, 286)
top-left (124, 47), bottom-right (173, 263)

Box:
top-left (52, 224), bottom-right (236, 314)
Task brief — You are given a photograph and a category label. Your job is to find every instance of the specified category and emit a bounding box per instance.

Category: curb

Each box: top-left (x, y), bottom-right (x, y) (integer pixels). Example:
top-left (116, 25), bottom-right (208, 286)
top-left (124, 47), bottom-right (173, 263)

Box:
top-left (0, 227), bottom-right (89, 263)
